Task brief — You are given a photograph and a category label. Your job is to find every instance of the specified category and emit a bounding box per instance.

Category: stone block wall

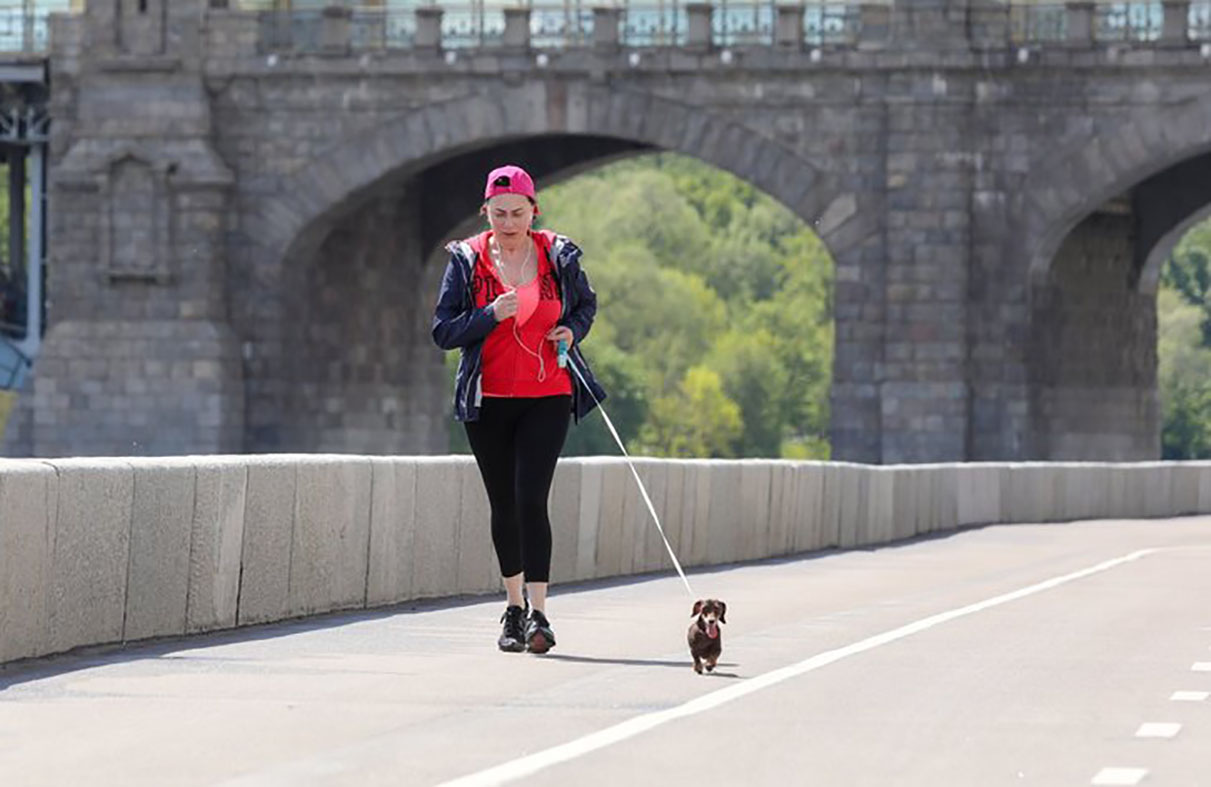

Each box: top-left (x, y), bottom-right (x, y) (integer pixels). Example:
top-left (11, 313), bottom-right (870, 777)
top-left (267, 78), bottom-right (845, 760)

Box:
top-left (1028, 209), bottom-right (1159, 460)
top-left (4, 455), bottom-right (1211, 666)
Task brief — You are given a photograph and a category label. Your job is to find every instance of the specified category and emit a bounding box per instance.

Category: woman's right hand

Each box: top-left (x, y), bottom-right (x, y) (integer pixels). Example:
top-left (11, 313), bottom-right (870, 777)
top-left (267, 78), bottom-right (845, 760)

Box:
top-left (491, 290), bottom-right (518, 322)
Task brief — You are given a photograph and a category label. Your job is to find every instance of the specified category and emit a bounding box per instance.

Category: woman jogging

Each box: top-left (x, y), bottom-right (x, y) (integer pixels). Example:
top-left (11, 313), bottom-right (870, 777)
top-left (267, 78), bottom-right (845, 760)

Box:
top-left (431, 164), bottom-right (607, 654)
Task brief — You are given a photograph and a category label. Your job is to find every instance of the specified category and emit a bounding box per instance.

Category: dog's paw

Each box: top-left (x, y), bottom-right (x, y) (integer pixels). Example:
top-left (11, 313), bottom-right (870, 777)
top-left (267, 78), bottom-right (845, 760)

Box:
top-left (693, 661), bottom-right (703, 674)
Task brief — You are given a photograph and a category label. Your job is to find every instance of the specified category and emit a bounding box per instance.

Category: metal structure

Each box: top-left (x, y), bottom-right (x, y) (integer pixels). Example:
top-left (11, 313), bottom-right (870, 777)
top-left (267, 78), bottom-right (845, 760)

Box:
top-left (0, 65), bottom-right (47, 391)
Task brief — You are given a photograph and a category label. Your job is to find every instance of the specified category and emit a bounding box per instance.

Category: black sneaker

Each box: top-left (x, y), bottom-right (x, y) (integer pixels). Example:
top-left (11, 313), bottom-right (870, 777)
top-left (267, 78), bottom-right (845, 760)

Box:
top-left (525, 608), bottom-right (556, 654)
top-left (498, 605), bottom-right (526, 652)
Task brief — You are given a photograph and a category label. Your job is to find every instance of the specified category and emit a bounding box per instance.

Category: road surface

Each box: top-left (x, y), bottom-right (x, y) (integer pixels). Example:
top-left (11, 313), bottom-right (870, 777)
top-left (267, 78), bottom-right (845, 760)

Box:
top-left (2, 516), bottom-right (1209, 786)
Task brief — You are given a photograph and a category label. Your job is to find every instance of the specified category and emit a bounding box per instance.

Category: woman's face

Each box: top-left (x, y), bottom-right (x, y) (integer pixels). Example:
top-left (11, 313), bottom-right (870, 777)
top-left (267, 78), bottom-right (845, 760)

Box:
top-left (484, 193), bottom-right (535, 240)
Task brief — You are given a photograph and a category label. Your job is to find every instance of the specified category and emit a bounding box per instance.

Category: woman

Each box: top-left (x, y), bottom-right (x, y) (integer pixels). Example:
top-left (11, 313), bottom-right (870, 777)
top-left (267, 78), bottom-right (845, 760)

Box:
top-left (432, 164), bottom-right (607, 654)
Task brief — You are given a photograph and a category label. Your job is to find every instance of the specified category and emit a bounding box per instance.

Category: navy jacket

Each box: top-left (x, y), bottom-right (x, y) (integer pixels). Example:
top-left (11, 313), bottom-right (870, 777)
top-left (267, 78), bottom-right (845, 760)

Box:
top-left (431, 231), bottom-right (608, 424)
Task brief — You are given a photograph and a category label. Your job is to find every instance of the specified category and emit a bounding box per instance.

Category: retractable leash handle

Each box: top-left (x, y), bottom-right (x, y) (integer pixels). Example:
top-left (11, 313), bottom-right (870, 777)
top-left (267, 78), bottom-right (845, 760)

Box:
top-left (557, 339), bottom-right (568, 369)
top-left (564, 354), bottom-right (697, 599)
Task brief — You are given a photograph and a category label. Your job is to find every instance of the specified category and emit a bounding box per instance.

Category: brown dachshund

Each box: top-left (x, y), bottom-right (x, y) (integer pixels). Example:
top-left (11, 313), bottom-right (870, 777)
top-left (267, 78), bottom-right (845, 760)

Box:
top-left (687, 599), bottom-right (726, 674)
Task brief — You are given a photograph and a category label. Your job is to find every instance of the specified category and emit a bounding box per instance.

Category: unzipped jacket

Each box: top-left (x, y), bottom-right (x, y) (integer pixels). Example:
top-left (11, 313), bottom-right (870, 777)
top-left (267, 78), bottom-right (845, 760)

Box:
top-left (431, 230), bottom-right (608, 423)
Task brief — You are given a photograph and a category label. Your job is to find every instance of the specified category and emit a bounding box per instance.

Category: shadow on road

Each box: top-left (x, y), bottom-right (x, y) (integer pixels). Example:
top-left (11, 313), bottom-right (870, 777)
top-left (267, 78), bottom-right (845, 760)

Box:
top-left (539, 653), bottom-right (739, 672)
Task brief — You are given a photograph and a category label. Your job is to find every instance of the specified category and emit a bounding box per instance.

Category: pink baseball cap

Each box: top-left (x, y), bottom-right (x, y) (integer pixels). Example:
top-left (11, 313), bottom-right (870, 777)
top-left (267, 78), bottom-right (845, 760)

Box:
top-left (484, 164), bottom-right (538, 204)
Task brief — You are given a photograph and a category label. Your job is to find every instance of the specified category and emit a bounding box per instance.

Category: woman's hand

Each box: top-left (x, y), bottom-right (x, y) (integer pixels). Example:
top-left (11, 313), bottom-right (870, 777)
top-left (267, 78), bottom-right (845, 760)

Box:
top-left (490, 290), bottom-right (518, 322)
top-left (545, 325), bottom-right (574, 347)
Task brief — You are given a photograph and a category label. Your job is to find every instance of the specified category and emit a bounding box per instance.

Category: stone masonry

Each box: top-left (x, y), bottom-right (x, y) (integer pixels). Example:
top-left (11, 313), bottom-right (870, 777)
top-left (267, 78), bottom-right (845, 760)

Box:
top-left (6, 0), bottom-right (1211, 462)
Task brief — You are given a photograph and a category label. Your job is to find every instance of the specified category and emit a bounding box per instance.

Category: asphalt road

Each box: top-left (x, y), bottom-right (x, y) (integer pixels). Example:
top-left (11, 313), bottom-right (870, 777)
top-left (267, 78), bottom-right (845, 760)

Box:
top-left (2, 516), bottom-right (1209, 787)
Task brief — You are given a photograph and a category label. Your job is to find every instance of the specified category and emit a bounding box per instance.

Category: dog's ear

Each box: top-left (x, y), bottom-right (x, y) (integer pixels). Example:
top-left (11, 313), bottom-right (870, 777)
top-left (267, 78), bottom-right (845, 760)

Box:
top-left (718, 601), bottom-right (727, 624)
top-left (692, 600), bottom-right (703, 617)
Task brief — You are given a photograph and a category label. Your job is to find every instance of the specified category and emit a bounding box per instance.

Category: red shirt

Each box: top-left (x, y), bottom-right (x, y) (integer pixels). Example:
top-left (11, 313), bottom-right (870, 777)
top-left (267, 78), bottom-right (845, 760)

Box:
top-left (469, 231), bottom-right (573, 398)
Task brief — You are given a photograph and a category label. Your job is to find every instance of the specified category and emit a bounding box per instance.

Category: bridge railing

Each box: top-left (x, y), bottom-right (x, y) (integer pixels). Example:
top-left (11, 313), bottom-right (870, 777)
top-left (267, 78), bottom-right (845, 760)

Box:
top-left (4, 456), bottom-right (1211, 665)
top-left (0, 3), bottom-right (55, 54)
top-left (247, 1), bottom-right (1211, 54)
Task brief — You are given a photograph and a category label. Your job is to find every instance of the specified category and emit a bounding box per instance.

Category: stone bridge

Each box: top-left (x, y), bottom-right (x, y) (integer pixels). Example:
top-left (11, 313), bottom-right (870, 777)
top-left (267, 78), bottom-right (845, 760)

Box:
top-left (5, 0), bottom-right (1211, 463)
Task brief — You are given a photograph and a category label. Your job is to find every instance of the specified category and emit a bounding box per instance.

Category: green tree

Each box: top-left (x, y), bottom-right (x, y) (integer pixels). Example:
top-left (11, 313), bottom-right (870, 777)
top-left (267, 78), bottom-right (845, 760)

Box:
top-left (636, 366), bottom-right (742, 457)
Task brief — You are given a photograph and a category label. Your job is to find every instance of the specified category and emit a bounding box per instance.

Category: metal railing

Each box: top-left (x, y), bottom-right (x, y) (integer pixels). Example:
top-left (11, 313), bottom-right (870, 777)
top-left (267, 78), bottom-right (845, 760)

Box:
top-left (713, 1), bottom-right (775, 47)
top-left (1095, 1), bottom-right (1163, 41)
top-left (530, 3), bottom-right (594, 48)
top-left (259, 8), bottom-right (324, 52)
top-left (0, 331), bottom-right (31, 391)
top-left (350, 7), bottom-right (417, 49)
top-left (440, 5), bottom-right (505, 48)
top-left (0, 4), bottom-right (53, 54)
top-left (1010, 3), bottom-right (1067, 43)
top-left (805, 3), bottom-right (859, 46)
top-left (619, 5), bottom-right (686, 47)
top-left (1191, 0), bottom-right (1211, 39)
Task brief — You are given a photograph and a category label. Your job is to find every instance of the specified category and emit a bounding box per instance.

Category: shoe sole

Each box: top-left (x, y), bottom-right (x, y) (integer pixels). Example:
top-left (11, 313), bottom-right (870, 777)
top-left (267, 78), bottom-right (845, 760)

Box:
top-left (526, 631), bottom-right (553, 654)
top-left (499, 640), bottom-right (526, 653)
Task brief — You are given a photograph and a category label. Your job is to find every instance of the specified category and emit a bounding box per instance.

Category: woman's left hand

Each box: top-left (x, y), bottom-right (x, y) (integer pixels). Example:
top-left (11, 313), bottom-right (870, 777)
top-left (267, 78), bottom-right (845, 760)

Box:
top-left (545, 326), bottom-right (574, 347)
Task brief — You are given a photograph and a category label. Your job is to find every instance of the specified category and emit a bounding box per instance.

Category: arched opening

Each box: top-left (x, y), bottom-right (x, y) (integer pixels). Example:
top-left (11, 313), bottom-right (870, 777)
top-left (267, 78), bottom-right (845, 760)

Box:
top-left (440, 152), bottom-right (836, 459)
top-left (1157, 216), bottom-right (1211, 459)
top-left (258, 139), bottom-right (837, 457)
top-left (1027, 151), bottom-right (1211, 460)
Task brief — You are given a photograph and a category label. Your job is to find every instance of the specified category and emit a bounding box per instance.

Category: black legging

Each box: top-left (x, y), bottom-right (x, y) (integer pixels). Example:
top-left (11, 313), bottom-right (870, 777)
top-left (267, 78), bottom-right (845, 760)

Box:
top-left (464, 395), bottom-right (571, 583)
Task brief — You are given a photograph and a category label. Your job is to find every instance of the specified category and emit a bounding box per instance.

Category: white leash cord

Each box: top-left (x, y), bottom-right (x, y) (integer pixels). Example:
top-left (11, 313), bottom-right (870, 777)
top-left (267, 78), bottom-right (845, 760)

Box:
top-left (564, 354), bottom-right (697, 598)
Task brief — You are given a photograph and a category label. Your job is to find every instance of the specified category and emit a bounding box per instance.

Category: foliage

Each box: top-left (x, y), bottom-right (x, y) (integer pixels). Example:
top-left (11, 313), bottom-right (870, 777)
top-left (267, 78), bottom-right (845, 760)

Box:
top-left (1159, 233), bottom-right (1211, 459)
top-left (443, 152), bottom-right (835, 458)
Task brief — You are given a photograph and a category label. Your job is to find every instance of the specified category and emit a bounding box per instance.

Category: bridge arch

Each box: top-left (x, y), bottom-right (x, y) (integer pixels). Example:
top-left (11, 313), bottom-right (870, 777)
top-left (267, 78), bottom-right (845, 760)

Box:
top-left (1017, 93), bottom-right (1211, 460)
top-left (254, 86), bottom-right (852, 265)
top-left (1021, 90), bottom-right (1211, 289)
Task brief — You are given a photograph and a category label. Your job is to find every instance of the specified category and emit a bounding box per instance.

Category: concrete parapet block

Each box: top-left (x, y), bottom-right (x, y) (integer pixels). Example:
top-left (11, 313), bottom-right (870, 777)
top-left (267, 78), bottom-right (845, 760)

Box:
top-left (1116, 465), bottom-right (1150, 519)
top-left (457, 459), bottom-right (498, 594)
top-left (0, 460), bottom-right (56, 663)
top-left (1141, 463), bottom-right (1175, 518)
top-left (865, 466), bottom-right (896, 545)
top-left (659, 460), bottom-right (689, 566)
top-left (955, 464), bottom-right (1003, 527)
top-left (681, 460), bottom-right (714, 567)
top-left (833, 463), bottom-right (867, 548)
top-left (1053, 464), bottom-right (1097, 521)
top-left (739, 461), bottom-right (774, 561)
top-left (43, 458), bottom-right (133, 654)
top-left (593, 458), bottom-right (629, 578)
top-left (187, 457), bottom-right (248, 633)
top-left (549, 460), bottom-right (582, 584)
top-left (889, 466), bottom-right (921, 541)
top-left (288, 456), bottom-right (372, 616)
top-left (792, 462), bottom-right (827, 552)
top-left (706, 463), bottom-right (743, 566)
top-left (766, 461), bottom-right (799, 557)
top-left (1172, 462), bottom-right (1206, 515)
top-left (574, 459), bottom-right (604, 581)
top-left (1003, 464), bottom-right (1060, 524)
top-left (412, 457), bottom-right (465, 599)
top-left (124, 457), bottom-right (197, 642)
top-left (238, 456), bottom-right (298, 625)
top-left (367, 457), bottom-right (417, 606)
top-left (627, 459), bottom-right (669, 574)
top-left (929, 465), bottom-right (958, 534)
top-left (1197, 463), bottom-right (1211, 512)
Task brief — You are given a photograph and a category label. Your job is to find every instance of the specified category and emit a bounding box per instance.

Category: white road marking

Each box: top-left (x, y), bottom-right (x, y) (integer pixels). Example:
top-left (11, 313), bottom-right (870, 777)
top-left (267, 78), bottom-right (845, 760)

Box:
top-left (1135, 722), bottom-right (1181, 739)
top-left (1170, 690), bottom-right (1209, 702)
top-left (436, 549), bottom-right (1159, 787)
top-left (1091, 767), bottom-right (1149, 786)
top-left (1192, 662), bottom-right (1211, 672)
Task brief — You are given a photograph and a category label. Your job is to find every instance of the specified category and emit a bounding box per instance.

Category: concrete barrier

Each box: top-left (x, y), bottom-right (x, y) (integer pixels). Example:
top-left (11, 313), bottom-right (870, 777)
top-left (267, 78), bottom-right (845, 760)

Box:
top-left (187, 457), bottom-right (248, 633)
top-left (411, 457), bottom-right (465, 599)
top-left (124, 457), bottom-right (197, 641)
top-left (0, 460), bottom-right (55, 663)
top-left (4, 456), bottom-right (1211, 666)
top-left (44, 458), bottom-right (134, 654)
top-left (367, 457), bottom-right (417, 606)
top-left (289, 456), bottom-right (373, 616)
top-left (238, 456), bottom-right (298, 625)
